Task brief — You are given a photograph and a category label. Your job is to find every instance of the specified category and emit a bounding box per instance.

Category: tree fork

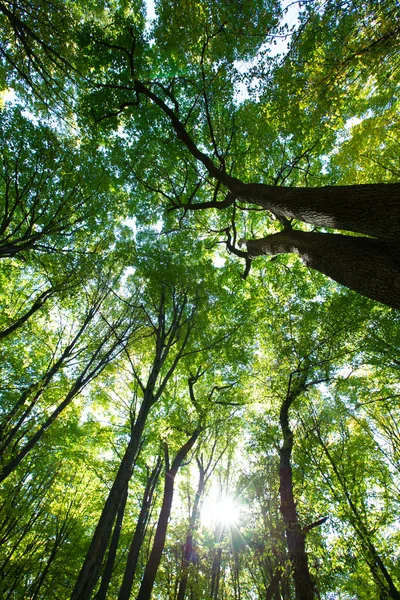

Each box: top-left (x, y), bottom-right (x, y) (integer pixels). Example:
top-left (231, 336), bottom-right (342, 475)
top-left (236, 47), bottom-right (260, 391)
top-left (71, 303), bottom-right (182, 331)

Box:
top-left (134, 80), bottom-right (400, 242)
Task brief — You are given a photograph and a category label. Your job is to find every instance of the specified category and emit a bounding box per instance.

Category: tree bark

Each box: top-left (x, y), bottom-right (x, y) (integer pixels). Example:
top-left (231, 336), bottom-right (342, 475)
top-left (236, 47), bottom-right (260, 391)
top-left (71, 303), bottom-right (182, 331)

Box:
top-left (136, 429), bottom-right (200, 600)
top-left (135, 80), bottom-right (400, 242)
top-left (210, 546), bottom-right (222, 600)
top-left (72, 288), bottom-right (196, 600)
top-left (95, 486), bottom-right (129, 600)
top-left (0, 287), bottom-right (56, 340)
top-left (279, 372), bottom-right (315, 600)
top-left (235, 182), bottom-right (400, 242)
top-left (118, 457), bottom-right (163, 600)
top-left (71, 400), bottom-right (150, 600)
top-left (244, 229), bottom-right (400, 309)
top-left (177, 469), bottom-right (205, 600)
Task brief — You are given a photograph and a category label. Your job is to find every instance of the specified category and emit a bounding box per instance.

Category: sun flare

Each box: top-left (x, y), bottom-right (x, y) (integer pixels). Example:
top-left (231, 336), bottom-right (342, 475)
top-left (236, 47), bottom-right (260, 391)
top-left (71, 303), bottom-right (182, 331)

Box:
top-left (202, 495), bottom-right (240, 528)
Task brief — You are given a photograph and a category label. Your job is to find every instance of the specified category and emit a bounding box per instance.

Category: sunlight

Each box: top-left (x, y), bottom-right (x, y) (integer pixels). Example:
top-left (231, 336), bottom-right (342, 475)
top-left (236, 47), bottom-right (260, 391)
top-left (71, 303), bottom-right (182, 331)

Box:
top-left (202, 495), bottom-right (240, 528)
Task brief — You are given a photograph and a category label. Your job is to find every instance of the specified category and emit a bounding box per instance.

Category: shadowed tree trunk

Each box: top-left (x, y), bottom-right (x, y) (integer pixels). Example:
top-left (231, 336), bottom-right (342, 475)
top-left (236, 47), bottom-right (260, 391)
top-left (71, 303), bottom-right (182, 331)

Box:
top-left (279, 371), bottom-right (315, 600)
top-left (210, 546), bottom-right (223, 600)
top-left (134, 80), bottom-right (400, 241)
top-left (235, 182), bottom-right (400, 242)
top-left (94, 486), bottom-right (129, 600)
top-left (71, 397), bottom-right (152, 600)
top-left (244, 229), bottom-right (400, 309)
top-left (118, 457), bottom-right (163, 600)
top-left (0, 286), bottom-right (58, 340)
top-left (136, 429), bottom-right (201, 600)
top-left (0, 319), bottom-right (133, 484)
top-left (177, 462), bottom-right (205, 600)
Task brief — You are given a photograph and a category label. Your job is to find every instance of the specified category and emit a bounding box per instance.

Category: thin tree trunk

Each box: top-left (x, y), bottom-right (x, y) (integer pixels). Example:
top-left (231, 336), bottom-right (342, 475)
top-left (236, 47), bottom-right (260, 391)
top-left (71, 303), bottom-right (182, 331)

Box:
top-left (136, 429), bottom-right (200, 600)
top-left (210, 547), bottom-right (222, 600)
top-left (72, 288), bottom-right (198, 600)
top-left (0, 329), bottom-right (125, 484)
top-left (279, 372), bottom-right (315, 600)
top-left (177, 471), bottom-right (204, 600)
top-left (118, 457), bottom-right (163, 600)
top-left (71, 403), bottom-right (149, 600)
top-left (314, 428), bottom-right (400, 600)
top-left (0, 287), bottom-right (56, 340)
top-left (265, 569), bottom-right (283, 600)
top-left (244, 229), bottom-right (400, 309)
top-left (95, 486), bottom-right (129, 600)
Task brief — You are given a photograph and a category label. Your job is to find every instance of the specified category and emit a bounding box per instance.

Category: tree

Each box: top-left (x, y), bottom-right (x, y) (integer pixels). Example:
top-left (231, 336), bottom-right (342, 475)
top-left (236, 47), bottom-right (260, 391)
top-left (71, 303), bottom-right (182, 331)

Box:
top-left (136, 428), bottom-right (201, 600)
top-left (1, 2), bottom-right (400, 599)
top-left (0, 269), bottom-right (142, 483)
top-left (71, 245), bottom-right (241, 599)
top-left (117, 456), bottom-right (163, 600)
top-left (0, 107), bottom-right (121, 259)
top-left (74, 0), bottom-right (400, 307)
top-left (177, 430), bottom-right (230, 600)
top-left (128, 79), bottom-right (400, 308)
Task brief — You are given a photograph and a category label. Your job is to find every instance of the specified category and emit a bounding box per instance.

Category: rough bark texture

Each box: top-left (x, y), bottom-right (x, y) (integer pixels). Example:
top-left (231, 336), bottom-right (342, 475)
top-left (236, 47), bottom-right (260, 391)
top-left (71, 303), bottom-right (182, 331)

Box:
top-left (279, 373), bottom-right (315, 600)
top-left (135, 80), bottom-right (400, 309)
top-left (245, 230), bottom-right (400, 309)
top-left (118, 458), bottom-right (162, 600)
top-left (135, 80), bottom-right (400, 241)
top-left (136, 430), bottom-right (200, 600)
top-left (235, 182), bottom-right (400, 242)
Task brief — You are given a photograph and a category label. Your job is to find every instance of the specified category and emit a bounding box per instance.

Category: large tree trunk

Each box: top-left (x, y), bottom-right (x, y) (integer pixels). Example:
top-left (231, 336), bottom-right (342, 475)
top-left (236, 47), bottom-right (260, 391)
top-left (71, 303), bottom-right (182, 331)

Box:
top-left (135, 80), bottom-right (400, 242)
top-left (279, 373), bottom-right (315, 600)
top-left (235, 182), bottom-right (400, 242)
top-left (244, 229), bottom-right (400, 309)
top-left (135, 80), bottom-right (400, 306)
top-left (136, 429), bottom-right (200, 600)
top-left (118, 458), bottom-right (163, 600)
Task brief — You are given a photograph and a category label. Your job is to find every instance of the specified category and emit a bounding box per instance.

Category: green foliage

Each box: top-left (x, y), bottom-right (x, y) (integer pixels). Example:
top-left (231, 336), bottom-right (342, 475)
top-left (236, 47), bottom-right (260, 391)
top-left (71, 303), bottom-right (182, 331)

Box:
top-left (0, 0), bottom-right (399, 598)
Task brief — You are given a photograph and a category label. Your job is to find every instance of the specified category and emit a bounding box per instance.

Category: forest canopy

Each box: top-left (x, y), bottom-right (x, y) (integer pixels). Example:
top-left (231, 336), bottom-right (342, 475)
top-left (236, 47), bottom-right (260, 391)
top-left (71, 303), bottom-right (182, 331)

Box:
top-left (0, 0), bottom-right (400, 599)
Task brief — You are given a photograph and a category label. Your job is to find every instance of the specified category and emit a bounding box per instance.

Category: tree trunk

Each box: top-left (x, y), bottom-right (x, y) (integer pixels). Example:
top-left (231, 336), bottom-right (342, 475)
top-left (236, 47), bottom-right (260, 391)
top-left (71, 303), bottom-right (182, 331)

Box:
top-left (265, 569), bottom-right (283, 600)
top-left (118, 458), bottom-right (163, 600)
top-left (177, 471), bottom-right (205, 600)
top-left (210, 547), bottom-right (222, 600)
top-left (235, 182), bottom-right (400, 242)
top-left (136, 429), bottom-right (200, 600)
top-left (94, 486), bottom-right (129, 600)
top-left (0, 287), bottom-right (55, 340)
top-left (279, 373), bottom-right (315, 600)
top-left (71, 404), bottom-right (149, 600)
top-left (244, 229), bottom-right (400, 309)
top-left (134, 80), bottom-right (400, 306)
top-left (135, 80), bottom-right (400, 242)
